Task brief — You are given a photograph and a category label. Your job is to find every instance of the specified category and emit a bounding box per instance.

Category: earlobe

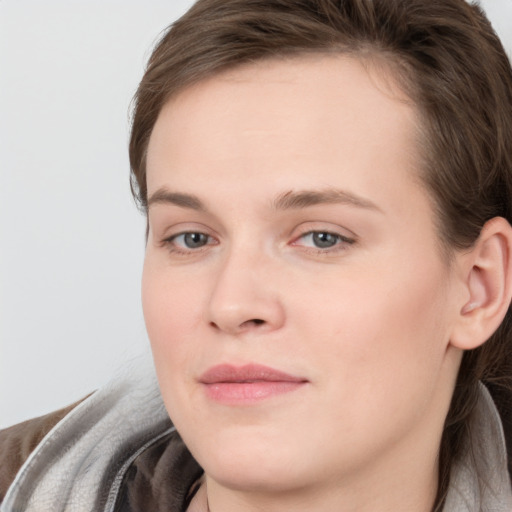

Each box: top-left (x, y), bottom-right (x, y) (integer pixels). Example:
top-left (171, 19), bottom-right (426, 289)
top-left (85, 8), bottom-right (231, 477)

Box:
top-left (450, 217), bottom-right (512, 350)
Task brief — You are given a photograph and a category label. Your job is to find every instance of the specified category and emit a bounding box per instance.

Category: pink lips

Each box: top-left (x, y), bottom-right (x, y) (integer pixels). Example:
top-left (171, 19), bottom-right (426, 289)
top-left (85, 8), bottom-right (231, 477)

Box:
top-left (199, 364), bottom-right (307, 404)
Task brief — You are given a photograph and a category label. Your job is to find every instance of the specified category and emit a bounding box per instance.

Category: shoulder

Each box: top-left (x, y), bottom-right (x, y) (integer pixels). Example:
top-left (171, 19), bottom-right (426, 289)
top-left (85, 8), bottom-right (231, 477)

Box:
top-left (0, 396), bottom-right (89, 503)
top-left (0, 359), bottom-right (186, 511)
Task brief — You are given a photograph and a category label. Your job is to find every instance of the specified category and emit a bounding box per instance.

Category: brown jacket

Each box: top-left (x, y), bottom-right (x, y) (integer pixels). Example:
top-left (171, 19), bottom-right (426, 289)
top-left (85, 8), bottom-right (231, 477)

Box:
top-left (0, 400), bottom-right (82, 502)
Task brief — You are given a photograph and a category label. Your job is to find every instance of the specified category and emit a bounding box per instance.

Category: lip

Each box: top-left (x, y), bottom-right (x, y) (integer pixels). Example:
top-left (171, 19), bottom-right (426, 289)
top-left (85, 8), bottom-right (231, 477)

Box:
top-left (199, 364), bottom-right (308, 405)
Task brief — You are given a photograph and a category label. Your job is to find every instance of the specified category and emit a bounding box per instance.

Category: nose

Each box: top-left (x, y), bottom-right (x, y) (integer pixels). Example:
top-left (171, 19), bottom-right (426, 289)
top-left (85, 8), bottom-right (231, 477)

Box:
top-left (206, 248), bottom-right (285, 335)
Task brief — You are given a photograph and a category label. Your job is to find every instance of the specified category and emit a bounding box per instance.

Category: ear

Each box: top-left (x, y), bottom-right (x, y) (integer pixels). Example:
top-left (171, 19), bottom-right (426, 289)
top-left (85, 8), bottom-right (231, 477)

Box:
top-left (450, 217), bottom-right (512, 350)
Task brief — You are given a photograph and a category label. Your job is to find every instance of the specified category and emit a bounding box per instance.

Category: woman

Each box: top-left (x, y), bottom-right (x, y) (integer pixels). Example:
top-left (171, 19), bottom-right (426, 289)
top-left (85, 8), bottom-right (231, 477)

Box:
top-left (1, 0), bottom-right (511, 511)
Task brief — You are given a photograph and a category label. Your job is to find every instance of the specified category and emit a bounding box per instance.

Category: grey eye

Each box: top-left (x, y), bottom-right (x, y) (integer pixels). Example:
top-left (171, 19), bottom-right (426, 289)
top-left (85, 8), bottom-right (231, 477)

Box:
top-left (183, 232), bottom-right (209, 248)
top-left (312, 232), bottom-right (339, 248)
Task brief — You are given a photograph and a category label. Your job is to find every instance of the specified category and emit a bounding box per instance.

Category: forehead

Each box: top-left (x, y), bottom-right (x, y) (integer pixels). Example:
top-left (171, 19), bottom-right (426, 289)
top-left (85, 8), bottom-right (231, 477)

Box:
top-left (146, 55), bottom-right (425, 218)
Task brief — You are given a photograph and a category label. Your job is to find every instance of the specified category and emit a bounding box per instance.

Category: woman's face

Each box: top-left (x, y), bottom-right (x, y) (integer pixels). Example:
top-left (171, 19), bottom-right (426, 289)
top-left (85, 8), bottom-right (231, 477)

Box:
top-left (143, 56), bottom-right (463, 500)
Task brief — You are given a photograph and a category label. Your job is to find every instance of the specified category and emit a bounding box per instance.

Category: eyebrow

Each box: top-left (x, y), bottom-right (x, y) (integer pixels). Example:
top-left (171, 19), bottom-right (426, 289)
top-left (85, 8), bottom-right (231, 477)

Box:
top-left (271, 189), bottom-right (381, 212)
top-left (147, 188), bottom-right (207, 211)
top-left (147, 187), bottom-right (381, 213)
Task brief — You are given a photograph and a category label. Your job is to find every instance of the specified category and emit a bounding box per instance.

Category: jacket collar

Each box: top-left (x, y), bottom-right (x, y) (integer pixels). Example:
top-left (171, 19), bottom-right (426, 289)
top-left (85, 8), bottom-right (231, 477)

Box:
top-left (1, 354), bottom-right (172, 512)
top-left (443, 383), bottom-right (512, 511)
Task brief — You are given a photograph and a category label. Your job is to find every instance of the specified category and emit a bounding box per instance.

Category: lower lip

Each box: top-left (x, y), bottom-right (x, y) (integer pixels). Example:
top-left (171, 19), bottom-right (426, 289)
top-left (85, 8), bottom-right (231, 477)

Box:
top-left (202, 381), bottom-right (306, 404)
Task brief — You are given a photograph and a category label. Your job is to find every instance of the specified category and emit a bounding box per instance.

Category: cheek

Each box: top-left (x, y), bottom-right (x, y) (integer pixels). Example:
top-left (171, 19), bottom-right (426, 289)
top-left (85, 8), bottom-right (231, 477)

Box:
top-left (141, 259), bottom-right (210, 433)
top-left (142, 257), bottom-right (203, 375)
top-left (291, 256), bottom-right (453, 404)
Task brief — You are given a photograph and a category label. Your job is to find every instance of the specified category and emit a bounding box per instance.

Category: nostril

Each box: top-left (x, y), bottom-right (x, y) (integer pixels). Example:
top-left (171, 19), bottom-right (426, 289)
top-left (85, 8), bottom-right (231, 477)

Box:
top-left (209, 318), bottom-right (265, 330)
top-left (240, 318), bottom-right (265, 328)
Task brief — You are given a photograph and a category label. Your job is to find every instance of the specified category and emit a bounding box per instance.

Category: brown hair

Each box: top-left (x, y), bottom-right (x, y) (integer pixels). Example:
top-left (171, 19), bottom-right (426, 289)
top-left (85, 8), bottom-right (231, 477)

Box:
top-left (129, 0), bottom-right (512, 508)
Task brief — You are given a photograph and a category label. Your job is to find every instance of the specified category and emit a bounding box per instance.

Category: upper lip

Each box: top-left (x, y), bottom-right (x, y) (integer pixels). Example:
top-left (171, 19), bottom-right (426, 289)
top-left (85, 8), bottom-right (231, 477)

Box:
top-left (199, 364), bottom-right (307, 384)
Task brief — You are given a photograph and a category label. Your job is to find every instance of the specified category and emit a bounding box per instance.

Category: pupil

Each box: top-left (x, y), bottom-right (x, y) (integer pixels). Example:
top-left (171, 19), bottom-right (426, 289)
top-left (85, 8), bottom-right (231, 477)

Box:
top-left (313, 232), bottom-right (337, 248)
top-left (184, 233), bottom-right (207, 248)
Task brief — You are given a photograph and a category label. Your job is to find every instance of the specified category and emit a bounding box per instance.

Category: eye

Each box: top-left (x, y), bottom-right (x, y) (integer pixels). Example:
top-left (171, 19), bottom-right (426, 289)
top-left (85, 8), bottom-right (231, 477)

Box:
top-left (293, 231), bottom-right (355, 251)
top-left (178, 232), bottom-right (210, 249)
top-left (308, 232), bottom-right (340, 248)
top-left (164, 231), bottom-right (215, 252)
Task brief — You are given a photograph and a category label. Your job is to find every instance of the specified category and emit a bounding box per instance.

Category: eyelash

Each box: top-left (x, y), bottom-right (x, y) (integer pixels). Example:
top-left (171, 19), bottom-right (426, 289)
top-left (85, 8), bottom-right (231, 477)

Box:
top-left (162, 232), bottom-right (217, 255)
top-left (162, 229), bottom-right (355, 256)
top-left (292, 230), bottom-right (355, 254)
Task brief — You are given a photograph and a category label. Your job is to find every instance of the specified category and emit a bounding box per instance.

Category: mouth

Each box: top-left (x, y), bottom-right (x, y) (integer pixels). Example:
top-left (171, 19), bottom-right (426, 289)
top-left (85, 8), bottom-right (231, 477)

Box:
top-left (199, 364), bottom-right (308, 404)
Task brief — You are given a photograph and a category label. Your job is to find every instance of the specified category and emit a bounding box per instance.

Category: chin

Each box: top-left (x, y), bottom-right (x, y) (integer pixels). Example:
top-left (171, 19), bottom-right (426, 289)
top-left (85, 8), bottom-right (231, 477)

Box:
top-left (188, 426), bottom-right (324, 493)
top-left (204, 457), bottom-right (306, 493)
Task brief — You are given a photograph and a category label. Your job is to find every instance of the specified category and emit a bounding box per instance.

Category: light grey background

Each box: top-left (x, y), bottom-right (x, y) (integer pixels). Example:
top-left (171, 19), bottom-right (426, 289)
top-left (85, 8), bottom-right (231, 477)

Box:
top-left (0, 0), bottom-right (196, 428)
top-left (1, 0), bottom-right (511, 428)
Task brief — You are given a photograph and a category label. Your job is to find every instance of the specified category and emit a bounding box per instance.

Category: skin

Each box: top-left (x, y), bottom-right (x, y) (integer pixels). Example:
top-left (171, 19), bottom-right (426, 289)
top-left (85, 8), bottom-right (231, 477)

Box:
top-left (142, 55), bottom-right (467, 512)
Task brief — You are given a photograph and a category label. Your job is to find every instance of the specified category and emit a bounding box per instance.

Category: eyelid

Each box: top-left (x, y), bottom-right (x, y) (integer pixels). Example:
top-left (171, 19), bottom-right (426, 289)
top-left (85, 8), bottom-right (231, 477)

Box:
top-left (293, 231), bottom-right (354, 245)
top-left (290, 225), bottom-right (357, 253)
top-left (158, 223), bottom-right (219, 255)
top-left (168, 232), bottom-right (212, 247)
top-left (156, 221), bottom-right (215, 242)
